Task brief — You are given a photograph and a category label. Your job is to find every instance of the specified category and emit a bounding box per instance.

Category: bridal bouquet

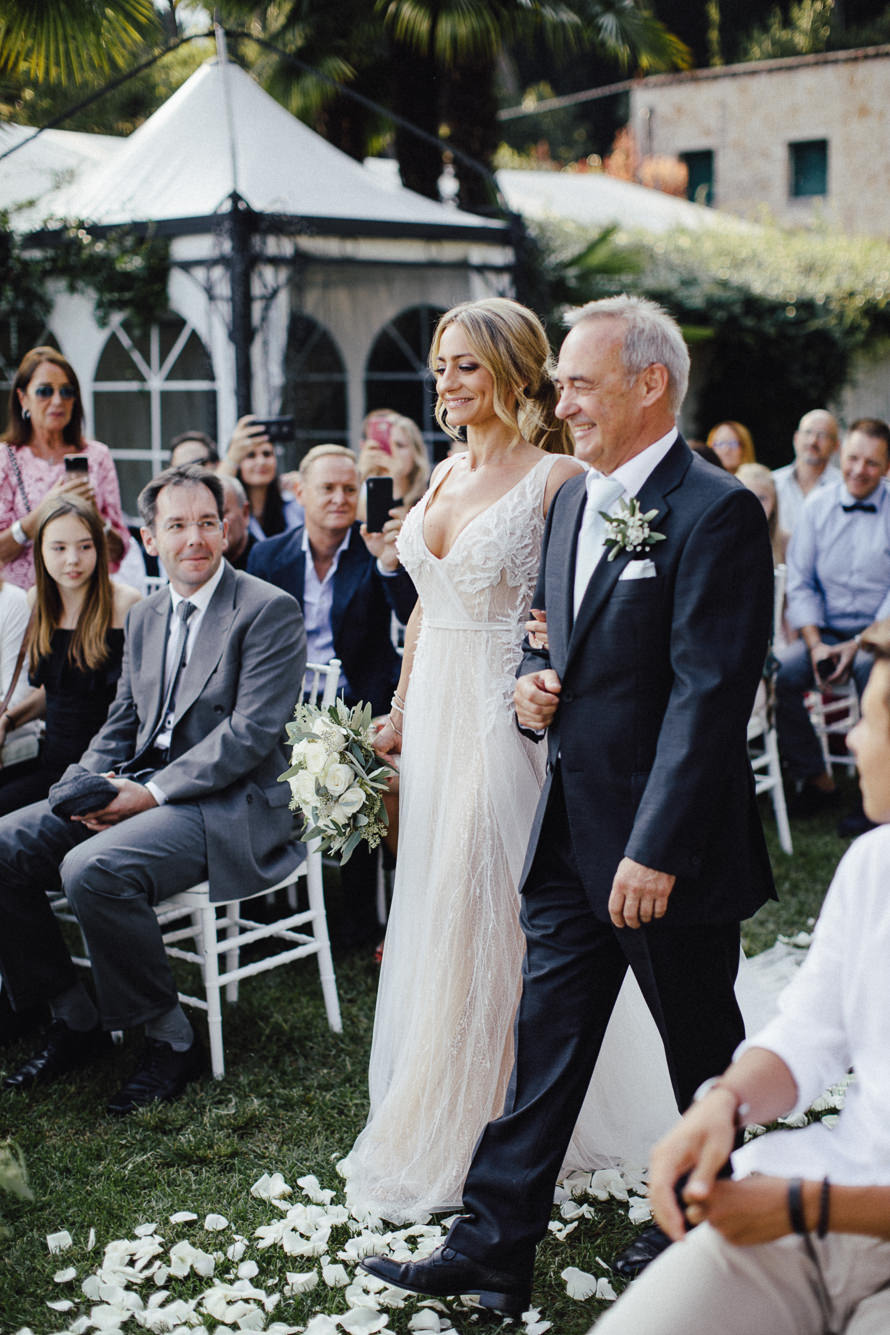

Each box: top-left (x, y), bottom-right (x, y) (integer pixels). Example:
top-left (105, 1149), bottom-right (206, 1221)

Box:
top-left (279, 698), bottom-right (394, 864)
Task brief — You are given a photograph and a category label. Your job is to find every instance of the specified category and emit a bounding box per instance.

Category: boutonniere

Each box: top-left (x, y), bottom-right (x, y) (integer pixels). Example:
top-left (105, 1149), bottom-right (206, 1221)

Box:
top-left (599, 497), bottom-right (667, 562)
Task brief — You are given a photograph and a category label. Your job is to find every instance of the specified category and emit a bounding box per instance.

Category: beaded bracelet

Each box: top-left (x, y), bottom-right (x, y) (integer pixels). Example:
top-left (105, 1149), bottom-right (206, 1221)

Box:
top-left (388, 712), bottom-right (403, 734)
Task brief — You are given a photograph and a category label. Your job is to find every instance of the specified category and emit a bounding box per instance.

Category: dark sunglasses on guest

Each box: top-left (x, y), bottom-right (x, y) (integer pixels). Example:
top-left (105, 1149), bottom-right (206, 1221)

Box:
top-left (33, 384), bottom-right (77, 400)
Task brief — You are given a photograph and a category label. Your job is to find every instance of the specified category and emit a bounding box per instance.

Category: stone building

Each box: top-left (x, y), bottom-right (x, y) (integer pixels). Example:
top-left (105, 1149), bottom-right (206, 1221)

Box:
top-left (629, 45), bottom-right (890, 236)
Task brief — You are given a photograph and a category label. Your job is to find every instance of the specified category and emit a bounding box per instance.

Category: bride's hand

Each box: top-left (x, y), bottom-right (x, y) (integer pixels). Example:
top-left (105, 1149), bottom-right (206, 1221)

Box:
top-left (374, 717), bottom-right (402, 756)
top-left (525, 608), bottom-right (548, 650)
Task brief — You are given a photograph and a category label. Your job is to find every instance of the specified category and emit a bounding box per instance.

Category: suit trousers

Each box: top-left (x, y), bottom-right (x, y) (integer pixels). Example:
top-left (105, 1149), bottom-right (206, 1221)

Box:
top-left (0, 798), bottom-right (207, 1029)
top-left (593, 1222), bottom-right (890, 1335)
top-left (776, 632), bottom-right (874, 781)
top-left (448, 768), bottom-right (743, 1271)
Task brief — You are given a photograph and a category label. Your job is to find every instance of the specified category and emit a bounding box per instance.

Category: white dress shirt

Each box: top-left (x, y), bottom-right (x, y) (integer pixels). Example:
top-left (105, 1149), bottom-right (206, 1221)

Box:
top-left (772, 460), bottom-right (839, 536)
top-left (733, 824), bottom-right (890, 1185)
top-left (301, 527), bottom-right (352, 695)
top-left (145, 559), bottom-right (226, 804)
top-left (572, 427), bottom-right (678, 616)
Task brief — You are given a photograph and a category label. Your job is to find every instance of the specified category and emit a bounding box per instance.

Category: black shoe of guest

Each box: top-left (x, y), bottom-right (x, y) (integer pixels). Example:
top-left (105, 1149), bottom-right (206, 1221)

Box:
top-left (787, 784), bottom-right (841, 819)
top-left (106, 1037), bottom-right (203, 1115)
top-left (613, 1224), bottom-right (673, 1278)
top-left (2, 1020), bottom-right (110, 1090)
top-left (361, 1244), bottom-right (531, 1317)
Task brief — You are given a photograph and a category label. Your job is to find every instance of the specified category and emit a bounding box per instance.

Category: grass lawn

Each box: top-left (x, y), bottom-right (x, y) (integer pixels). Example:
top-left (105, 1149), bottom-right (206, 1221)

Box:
top-left (0, 781), bottom-right (860, 1335)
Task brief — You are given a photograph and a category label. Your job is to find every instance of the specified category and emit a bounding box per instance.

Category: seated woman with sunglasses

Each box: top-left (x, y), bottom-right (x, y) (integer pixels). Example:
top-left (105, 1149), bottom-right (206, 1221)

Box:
top-left (0, 347), bottom-right (130, 590)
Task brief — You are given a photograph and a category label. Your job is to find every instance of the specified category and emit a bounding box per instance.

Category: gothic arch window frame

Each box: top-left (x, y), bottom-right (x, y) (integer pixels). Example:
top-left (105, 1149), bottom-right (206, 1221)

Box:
top-left (364, 304), bottom-right (447, 460)
top-left (93, 312), bottom-right (217, 514)
top-left (281, 312), bottom-right (348, 467)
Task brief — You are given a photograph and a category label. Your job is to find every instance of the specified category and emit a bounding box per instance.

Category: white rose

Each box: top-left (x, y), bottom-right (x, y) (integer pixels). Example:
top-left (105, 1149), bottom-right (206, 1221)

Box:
top-left (301, 740), bottom-right (328, 774)
top-left (312, 717), bottom-right (347, 744)
top-left (336, 785), bottom-right (365, 818)
top-left (322, 761), bottom-right (353, 797)
top-left (291, 771), bottom-right (318, 806)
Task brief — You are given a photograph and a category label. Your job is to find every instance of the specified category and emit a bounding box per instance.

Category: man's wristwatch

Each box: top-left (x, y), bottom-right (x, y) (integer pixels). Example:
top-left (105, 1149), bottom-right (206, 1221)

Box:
top-left (692, 1077), bottom-right (751, 1129)
top-left (10, 519), bottom-right (29, 547)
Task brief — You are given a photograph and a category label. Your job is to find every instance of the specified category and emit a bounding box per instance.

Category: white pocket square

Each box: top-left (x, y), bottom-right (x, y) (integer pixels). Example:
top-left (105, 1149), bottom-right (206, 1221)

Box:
top-left (619, 559), bottom-right (656, 581)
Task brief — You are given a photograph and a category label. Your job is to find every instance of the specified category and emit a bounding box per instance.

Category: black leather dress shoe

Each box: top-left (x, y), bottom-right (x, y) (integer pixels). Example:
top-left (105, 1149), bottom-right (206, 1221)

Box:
top-left (106, 1037), bottom-right (203, 1115)
top-left (360, 1244), bottom-right (531, 1316)
top-left (2, 1020), bottom-right (109, 1090)
top-left (613, 1223), bottom-right (673, 1278)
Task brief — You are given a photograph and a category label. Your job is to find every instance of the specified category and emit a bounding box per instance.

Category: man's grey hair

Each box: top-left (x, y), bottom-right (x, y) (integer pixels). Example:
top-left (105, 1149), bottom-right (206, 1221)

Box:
top-left (565, 295), bottom-right (690, 414)
top-left (218, 473), bottom-right (248, 507)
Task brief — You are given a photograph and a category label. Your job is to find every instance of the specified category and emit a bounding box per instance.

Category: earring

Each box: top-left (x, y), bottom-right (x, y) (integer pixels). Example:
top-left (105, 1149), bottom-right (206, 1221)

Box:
top-left (22, 408), bottom-right (30, 422)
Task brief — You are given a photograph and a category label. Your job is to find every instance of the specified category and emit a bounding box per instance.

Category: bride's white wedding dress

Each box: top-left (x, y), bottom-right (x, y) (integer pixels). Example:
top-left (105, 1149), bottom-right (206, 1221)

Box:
top-left (342, 453), bottom-right (785, 1222)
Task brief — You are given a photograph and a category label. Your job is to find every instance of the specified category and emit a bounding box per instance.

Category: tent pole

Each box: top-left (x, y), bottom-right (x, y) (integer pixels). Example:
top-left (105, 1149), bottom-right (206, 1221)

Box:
top-left (229, 191), bottom-right (254, 418)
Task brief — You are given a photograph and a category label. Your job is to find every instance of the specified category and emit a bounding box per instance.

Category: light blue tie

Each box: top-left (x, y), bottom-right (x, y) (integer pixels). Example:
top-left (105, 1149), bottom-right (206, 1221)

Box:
top-left (573, 475), bottom-right (624, 618)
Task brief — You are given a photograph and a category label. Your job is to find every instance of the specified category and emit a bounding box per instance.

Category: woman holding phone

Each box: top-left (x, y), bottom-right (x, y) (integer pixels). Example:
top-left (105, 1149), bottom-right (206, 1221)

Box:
top-left (358, 412), bottom-right (430, 520)
top-left (0, 494), bottom-right (140, 815)
top-left (219, 415), bottom-right (302, 539)
top-left (0, 347), bottom-right (130, 589)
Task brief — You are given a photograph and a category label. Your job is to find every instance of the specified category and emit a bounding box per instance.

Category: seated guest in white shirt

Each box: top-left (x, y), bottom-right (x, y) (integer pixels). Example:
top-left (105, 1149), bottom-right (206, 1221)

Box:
top-left (772, 408), bottom-right (839, 535)
top-left (776, 418), bottom-right (890, 825)
top-left (248, 444), bottom-right (417, 948)
top-left (593, 613), bottom-right (890, 1335)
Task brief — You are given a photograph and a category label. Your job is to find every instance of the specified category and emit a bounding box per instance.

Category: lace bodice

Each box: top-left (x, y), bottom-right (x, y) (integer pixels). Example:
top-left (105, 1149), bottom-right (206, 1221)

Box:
top-left (399, 454), bottom-right (555, 624)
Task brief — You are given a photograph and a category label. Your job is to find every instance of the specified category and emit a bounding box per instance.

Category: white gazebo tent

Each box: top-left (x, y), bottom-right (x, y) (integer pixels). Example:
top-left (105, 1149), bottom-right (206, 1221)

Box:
top-left (4, 55), bottom-right (514, 508)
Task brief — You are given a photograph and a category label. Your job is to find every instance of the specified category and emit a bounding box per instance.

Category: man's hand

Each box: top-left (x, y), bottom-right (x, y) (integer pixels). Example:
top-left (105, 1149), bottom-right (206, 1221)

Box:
top-left (683, 1177), bottom-right (795, 1246)
top-left (608, 856), bottom-right (675, 928)
top-left (72, 777), bottom-right (158, 831)
top-left (525, 608), bottom-right (548, 650)
top-left (515, 669), bottom-right (561, 730)
top-left (361, 513), bottom-right (404, 571)
top-left (647, 1087), bottom-right (739, 1240)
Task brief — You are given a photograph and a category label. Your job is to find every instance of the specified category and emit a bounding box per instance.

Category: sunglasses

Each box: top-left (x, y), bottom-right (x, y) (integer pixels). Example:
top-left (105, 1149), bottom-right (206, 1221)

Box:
top-left (33, 384), bottom-right (77, 400)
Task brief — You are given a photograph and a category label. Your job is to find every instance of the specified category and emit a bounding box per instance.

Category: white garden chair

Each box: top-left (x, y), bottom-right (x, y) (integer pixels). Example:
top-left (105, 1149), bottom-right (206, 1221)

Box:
top-left (748, 565), bottom-right (793, 854)
top-left (53, 658), bottom-right (344, 1079)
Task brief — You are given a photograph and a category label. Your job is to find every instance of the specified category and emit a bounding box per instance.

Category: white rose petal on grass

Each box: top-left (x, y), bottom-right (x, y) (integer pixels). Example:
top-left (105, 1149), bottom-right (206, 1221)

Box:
top-left (204, 1213), bottom-right (229, 1232)
top-left (338, 1307), bottom-right (389, 1334)
top-left (589, 1169), bottom-right (629, 1202)
top-left (409, 1313), bottom-right (442, 1332)
top-left (46, 1299), bottom-right (75, 1312)
top-left (169, 1212), bottom-right (198, 1225)
top-left (135, 1223), bottom-right (159, 1237)
top-left (53, 1267), bottom-right (77, 1284)
top-left (303, 1316), bottom-right (339, 1335)
top-left (596, 1277), bottom-right (618, 1302)
top-left (296, 1175), bottom-right (336, 1206)
top-left (251, 1174), bottom-right (292, 1202)
top-left (321, 1261), bottom-right (350, 1287)
top-left (227, 1240), bottom-right (248, 1263)
top-left (237, 1260), bottom-right (259, 1280)
top-left (285, 1270), bottom-right (319, 1295)
top-left (627, 1196), bottom-right (652, 1226)
top-left (561, 1266), bottom-right (598, 1301)
top-left (87, 1228), bottom-right (97, 1251)
top-left (47, 1230), bottom-right (73, 1253)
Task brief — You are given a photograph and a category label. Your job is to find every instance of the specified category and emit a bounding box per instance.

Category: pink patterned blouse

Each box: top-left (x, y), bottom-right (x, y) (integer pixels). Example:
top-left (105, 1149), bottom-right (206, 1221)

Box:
top-left (0, 438), bottom-right (130, 589)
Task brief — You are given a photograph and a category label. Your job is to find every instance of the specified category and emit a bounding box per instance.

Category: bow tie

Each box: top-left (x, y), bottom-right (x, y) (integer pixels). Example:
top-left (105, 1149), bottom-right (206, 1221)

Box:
top-left (842, 502), bottom-right (877, 513)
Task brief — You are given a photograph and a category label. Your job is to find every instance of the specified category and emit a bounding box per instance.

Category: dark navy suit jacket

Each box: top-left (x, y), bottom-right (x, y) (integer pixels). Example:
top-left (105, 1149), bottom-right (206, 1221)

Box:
top-left (520, 437), bottom-right (776, 926)
top-left (247, 523), bottom-right (416, 715)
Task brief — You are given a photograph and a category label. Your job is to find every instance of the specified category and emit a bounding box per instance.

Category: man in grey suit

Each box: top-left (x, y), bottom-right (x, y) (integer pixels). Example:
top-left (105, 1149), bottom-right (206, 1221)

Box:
top-left (0, 464), bottom-right (305, 1113)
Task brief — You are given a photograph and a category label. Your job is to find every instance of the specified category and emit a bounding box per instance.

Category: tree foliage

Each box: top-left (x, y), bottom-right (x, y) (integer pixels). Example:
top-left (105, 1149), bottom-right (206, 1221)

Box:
top-left (0, 0), bottom-right (158, 85)
top-left (534, 216), bottom-right (890, 461)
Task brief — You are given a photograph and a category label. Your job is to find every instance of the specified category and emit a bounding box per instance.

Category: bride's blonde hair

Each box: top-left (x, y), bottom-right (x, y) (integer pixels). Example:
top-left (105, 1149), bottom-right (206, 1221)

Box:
top-left (429, 298), bottom-right (573, 455)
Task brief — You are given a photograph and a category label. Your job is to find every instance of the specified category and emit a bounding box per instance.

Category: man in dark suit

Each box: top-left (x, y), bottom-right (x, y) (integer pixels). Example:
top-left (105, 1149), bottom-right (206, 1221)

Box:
top-left (248, 444), bottom-right (416, 946)
top-left (0, 464), bottom-right (305, 1112)
top-left (363, 296), bottom-right (776, 1313)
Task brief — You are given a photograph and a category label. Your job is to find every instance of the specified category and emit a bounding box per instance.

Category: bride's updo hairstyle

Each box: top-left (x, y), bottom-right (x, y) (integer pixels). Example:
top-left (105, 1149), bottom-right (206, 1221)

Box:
top-left (430, 297), bottom-right (574, 455)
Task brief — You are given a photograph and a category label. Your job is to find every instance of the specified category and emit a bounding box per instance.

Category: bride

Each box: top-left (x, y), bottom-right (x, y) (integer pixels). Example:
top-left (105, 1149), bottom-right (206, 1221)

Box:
top-left (341, 298), bottom-right (582, 1222)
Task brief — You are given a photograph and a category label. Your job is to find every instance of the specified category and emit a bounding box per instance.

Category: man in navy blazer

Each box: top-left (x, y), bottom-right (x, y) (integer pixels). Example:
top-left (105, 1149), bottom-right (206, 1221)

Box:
top-left (363, 297), bottom-right (776, 1313)
top-left (247, 444), bottom-right (415, 716)
top-left (248, 444), bottom-right (417, 945)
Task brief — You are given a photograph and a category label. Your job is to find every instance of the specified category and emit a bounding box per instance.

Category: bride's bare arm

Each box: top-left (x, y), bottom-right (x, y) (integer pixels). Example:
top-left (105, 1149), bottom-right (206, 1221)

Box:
top-left (374, 601), bottom-right (423, 757)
